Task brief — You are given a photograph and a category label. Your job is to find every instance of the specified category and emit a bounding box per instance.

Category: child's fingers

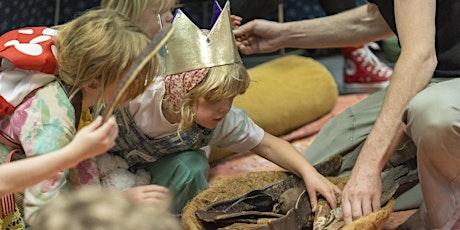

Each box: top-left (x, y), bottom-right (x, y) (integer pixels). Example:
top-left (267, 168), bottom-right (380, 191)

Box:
top-left (307, 188), bottom-right (318, 212)
top-left (106, 116), bottom-right (119, 140)
top-left (334, 187), bottom-right (342, 207)
top-left (323, 191), bottom-right (338, 209)
top-left (96, 116), bottom-right (117, 134)
top-left (85, 116), bottom-right (118, 147)
top-left (85, 116), bottom-right (103, 131)
top-left (105, 116), bottom-right (117, 130)
top-left (142, 184), bottom-right (169, 193)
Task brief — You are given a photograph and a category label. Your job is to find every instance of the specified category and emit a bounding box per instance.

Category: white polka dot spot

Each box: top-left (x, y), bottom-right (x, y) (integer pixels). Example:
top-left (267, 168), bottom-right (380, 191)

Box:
top-left (42, 28), bottom-right (58, 36)
top-left (15, 43), bottom-right (43, 56)
top-left (30, 35), bottom-right (51, 44)
top-left (18, 29), bottom-right (34, 35)
top-left (51, 45), bottom-right (57, 58)
top-left (4, 40), bottom-right (19, 47)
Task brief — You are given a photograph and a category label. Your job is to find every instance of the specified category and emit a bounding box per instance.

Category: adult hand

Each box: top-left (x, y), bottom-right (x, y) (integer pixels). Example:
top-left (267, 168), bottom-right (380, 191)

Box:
top-left (341, 164), bottom-right (382, 224)
top-left (69, 116), bottom-right (119, 160)
top-left (230, 15), bottom-right (242, 29)
top-left (233, 19), bottom-right (284, 55)
top-left (124, 184), bottom-right (171, 207)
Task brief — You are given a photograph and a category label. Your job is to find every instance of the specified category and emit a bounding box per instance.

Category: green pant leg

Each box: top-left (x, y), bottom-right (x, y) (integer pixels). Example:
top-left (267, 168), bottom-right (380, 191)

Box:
top-left (147, 150), bottom-right (209, 214)
top-left (303, 89), bottom-right (386, 165)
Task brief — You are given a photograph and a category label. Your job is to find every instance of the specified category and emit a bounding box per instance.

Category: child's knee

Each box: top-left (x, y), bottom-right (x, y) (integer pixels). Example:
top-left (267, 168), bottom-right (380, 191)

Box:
top-left (178, 150), bottom-right (209, 184)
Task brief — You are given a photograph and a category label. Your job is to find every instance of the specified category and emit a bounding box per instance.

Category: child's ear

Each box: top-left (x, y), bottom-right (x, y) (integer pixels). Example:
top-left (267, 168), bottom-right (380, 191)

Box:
top-left (83, 79), bottom-right (99, 94)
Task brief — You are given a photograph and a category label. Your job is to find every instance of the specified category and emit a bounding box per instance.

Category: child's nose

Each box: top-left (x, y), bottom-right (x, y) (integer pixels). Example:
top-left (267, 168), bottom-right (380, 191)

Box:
top-left (218, 99), bottom-right (232, 113)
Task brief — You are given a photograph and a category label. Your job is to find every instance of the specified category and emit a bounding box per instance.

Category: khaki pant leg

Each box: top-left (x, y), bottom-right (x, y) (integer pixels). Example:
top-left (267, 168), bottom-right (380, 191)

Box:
top-left (403, 78), bottom-right (460, 229)
top-left (304, 88), bottom-right (423, 210)
top-left (303, 89), bottom-right (387, 165)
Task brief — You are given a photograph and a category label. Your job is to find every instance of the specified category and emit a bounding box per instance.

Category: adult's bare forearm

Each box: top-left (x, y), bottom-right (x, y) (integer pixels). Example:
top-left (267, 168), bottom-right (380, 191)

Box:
top-left (359, 0), bottom-right (438, 170)
top-left (281, 4), bottom-right (393, 49)
top-left (356, 49), bottom-right (437, 171)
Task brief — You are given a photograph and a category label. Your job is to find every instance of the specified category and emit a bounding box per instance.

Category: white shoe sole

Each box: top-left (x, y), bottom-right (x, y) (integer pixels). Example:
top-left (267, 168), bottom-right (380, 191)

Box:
top-left (344, 81), bottom-right (389, 94)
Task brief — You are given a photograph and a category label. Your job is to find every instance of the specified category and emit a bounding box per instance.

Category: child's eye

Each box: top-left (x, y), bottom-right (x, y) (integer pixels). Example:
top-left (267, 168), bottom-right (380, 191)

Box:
top-left (205, 98), bottom-right (219, 104)
top-left (159, 7), bottom-right (176, 15)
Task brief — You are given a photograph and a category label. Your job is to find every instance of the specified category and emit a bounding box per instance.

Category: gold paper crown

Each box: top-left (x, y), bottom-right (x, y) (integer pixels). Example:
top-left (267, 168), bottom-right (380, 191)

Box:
top-left (164, 1), bottom-right (242, 75)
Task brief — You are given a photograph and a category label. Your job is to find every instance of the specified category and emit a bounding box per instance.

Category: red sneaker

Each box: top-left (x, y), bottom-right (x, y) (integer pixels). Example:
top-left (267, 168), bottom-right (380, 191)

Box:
top-left (342, 43), bottom-right (393, 93)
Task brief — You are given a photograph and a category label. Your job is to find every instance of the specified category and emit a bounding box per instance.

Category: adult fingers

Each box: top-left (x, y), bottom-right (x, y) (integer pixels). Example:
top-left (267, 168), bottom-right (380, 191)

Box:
top-left (372, 195), bottom-right (381, 213)
top-left (351, 197), bottom-right (363, 222)
top-left (233, 21), bottom-right (254, 37)
top-left (230, 15), bottom-right (243, 22)
top-left (361, 197), bottom-right (373, 217)
top-left (341, 198), bottom-right (353, 224)
top-left (230, 15), bottom-right (242, 27)
top-left (237, 41), bottom-right (258, 55)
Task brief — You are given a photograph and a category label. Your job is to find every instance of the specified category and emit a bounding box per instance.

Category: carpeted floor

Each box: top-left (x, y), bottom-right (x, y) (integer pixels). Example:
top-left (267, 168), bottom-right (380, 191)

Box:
top-left (208, 94), bottom-right (416, 229)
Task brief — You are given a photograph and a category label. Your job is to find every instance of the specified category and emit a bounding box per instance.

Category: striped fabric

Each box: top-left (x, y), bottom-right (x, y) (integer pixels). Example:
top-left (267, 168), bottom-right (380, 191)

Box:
top-left (1, 194), bottom-right (15, 218)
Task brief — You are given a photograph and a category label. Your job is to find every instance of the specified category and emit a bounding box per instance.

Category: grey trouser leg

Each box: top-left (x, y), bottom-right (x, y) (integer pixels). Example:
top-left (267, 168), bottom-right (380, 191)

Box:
top-left (403, 78), bottom-right (460, 229)
top-left (304, 89), bottom-right (385, 165)
top-left (303, 88), bottom-right (422, 210)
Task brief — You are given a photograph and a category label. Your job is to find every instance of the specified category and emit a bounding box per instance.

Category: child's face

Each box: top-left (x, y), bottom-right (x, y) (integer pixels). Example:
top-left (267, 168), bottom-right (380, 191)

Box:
top-left (139, 0), bottom-right (175, 38)
top-left (194, 96), bottom-right (234, 129)
top-left (82, 80), bottom-right (118, 109)
top-left (103, 82), bottom-right (119, 105)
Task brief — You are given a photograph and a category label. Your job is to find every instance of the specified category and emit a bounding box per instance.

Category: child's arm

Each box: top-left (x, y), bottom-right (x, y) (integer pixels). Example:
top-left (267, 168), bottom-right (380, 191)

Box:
top-left (0, 116), bottom-right (118, 197)
top-left (251, 131), bottom-right (341, 212)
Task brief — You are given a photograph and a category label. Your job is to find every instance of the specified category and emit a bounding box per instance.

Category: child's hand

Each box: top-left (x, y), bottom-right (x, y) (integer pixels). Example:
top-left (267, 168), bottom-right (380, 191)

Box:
top-left (303, 172), bottom-right (342, 212)
top-left (230, 15), bottom-right (242, 29)
top-left (70, 116), bottom-right (119, 159)
top-left (124, 185), bottom-right (171, 207)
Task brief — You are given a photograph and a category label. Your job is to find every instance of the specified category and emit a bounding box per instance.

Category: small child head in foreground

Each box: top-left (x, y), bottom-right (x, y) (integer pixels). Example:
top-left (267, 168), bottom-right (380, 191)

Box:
top-left (31, 187), bottom-right (182, 230)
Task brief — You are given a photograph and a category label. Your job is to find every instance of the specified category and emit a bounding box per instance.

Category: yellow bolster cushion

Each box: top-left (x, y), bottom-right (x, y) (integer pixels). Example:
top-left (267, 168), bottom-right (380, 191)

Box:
top-left (209, 55), bottom-right (338, 162)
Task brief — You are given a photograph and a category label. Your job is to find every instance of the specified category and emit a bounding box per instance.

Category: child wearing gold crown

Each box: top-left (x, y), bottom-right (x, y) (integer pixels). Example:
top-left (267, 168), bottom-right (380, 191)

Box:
top-left (106, 1), bottom-right (341, 214)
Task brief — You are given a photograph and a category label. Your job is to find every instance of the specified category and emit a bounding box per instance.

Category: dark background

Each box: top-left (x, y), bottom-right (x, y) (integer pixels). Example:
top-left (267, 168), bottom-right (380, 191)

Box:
top-left (0, 0), bottom-right (367, 34)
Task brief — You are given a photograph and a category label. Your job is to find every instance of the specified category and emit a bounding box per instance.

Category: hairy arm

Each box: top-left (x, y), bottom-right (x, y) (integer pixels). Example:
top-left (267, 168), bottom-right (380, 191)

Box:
top-left (341, 0), bottom-right (437, 224)
top-left (282, 4), bottom-right (394, 49)
top-left (234, 4), bottom-right (394, 54)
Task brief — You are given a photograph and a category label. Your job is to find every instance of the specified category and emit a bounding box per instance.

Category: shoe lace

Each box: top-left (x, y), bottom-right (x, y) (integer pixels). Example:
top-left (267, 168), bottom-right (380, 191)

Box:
top-left (353, 43), bottom-right (392, 77)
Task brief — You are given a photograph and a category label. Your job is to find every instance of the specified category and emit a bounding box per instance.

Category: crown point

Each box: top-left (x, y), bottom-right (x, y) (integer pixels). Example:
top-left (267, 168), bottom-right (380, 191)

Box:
top-left (165, 0), bottom-right (241, 75)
